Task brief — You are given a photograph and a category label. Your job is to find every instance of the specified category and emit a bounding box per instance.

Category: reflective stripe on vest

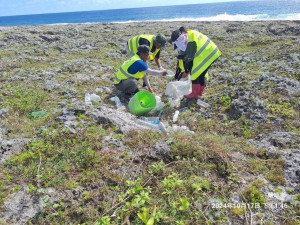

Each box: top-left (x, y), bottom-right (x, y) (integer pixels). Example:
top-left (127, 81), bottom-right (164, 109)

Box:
top-left (178, 59), bottom-right (185, 71)
top-left (191, 47), bottom-right (220, 77)
top-left (187, 30), bottom-right (221, 81)
top-left (128, 35), bottom-right (157, 60)
top-left (114, 55), bottom-right (145, 84)
top-left (128, 35), bottom-right (140, 56)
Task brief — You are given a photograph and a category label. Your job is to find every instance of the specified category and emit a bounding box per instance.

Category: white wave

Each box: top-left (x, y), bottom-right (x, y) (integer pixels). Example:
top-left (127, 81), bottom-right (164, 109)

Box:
top-left (113, 13), bottom-right (300, 23)
top-left (158, 13), bottom-right (300, 21)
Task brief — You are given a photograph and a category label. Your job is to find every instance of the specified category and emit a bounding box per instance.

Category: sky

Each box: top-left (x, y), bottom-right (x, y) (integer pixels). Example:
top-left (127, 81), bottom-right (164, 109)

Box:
top-left (0, 0), bottom-right (246, 17)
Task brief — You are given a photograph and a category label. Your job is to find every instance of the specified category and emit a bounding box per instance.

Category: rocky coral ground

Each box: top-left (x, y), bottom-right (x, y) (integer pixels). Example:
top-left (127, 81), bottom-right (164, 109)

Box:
top-left (0, 21), bottom-right (299, 225)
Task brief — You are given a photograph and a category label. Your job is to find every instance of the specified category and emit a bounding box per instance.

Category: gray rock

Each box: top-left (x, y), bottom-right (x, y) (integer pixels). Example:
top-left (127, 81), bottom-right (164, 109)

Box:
top-left (58, 89), bottom-right (77, 98)
top-left (0, 138), bottom-right (33, 164)
top-left (71, 101), bottom-right (86, 114)
top-left (86, 106), bottom-right (148, 134)
top-left (267, 22), bottom-right (300, 36)
top-left (149, 140), bottom-right (171, 161)
top-left (0, 108), bottom-right (9, 118)
top-left (228, 91), bottom-right (267, 123)
top-left (103, 135), bottom-right (125, 148)
top-left (282, 150), bottom-right (300, 190)
top-left (39, 35), bottom-right (60, 42)
top-left (44, 79), bottom-right (60, 91)
top-left (0, 185), bottom-right (43, 225)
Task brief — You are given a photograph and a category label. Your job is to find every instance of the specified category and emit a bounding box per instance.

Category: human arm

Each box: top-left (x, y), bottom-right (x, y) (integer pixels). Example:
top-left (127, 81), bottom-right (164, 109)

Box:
top-left (182, 41), bottom-right (196, 76)
top-left (155, 58), bottom-right (162, 69)
top-left (154, 50), bottom-right (163, 69)
top-left (145, 68), bottom-right (167, 76)
top-left (143, 74), bottom-right (154, 93)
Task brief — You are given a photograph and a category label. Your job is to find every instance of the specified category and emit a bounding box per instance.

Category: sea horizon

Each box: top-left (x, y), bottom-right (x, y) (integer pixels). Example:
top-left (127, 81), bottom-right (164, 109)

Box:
top-left (0, 0), bottom-right (300, 27)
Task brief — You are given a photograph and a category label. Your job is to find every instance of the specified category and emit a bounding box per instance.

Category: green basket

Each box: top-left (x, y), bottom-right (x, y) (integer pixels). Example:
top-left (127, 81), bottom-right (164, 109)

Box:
top-left (128, 91), bottom-right (156, 115)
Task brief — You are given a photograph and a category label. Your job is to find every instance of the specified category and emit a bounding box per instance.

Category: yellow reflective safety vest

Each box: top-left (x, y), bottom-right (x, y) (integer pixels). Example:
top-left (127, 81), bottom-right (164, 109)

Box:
top-left (127, 34), bottom-right (160, 60)
top-left (178, 58), bottom-right (209, 81)
top-left (114, 55), bottom-right (145, 84)
top-left (187, 30), bottom-right (221, 81)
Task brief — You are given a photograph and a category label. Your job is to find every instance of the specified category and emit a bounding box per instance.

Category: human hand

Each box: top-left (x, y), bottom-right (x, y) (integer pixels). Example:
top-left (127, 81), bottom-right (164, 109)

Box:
top-left (162, 69), bottom-right (168, 76)
top-left (182, 72), bottom-right (189, 78)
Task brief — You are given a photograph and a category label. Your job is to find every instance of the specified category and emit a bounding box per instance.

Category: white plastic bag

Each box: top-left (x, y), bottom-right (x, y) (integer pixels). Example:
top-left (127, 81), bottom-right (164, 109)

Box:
top-left (109, 96), bottom-right (126, 111)
top-left (85, 93), bottom-right (93, 108)
top-left (90, 93), bottom-right (100, 102)
top-left (149, 95), bottom-right (165, 113)
top-left (165, 75), bottom-right (192, 99)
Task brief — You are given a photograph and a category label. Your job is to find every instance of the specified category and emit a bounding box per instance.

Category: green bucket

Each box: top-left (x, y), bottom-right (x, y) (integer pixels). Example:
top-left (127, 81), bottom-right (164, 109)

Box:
top-left (128, 91), bottom-right (156, 115)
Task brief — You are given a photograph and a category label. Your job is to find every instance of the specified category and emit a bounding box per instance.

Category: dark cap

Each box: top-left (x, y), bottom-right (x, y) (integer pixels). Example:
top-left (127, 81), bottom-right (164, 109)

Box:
top-left (154, 34), bottom-right (167, 47)
top-left (137, 44), bottom-right (150, 54)
top-left (169, 30), bottom-right (181, 43)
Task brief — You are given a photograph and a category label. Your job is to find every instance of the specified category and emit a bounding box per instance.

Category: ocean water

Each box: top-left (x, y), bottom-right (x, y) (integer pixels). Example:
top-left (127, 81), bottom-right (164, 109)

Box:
top-left (0, 0), bottom-right (300, 26)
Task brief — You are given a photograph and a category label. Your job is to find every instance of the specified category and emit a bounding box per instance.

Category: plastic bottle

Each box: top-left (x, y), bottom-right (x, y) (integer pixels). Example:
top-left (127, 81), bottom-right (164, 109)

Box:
top-left (197, 99), bottom-right (212, 109)
top-left (166, 70), bottom-right (175, 78)
top-left (136, 119), bottom-right (160, 130)
top-left (29, 111), bottom-right (47, 118)
top-left (173, 110), bottom-right (180, 123)
top-left (140, 117), bottom-right (160, 123)
top-left (158, 122), bottom-right (167, 134)
top-left (85, 93), bottom-right (93, 108)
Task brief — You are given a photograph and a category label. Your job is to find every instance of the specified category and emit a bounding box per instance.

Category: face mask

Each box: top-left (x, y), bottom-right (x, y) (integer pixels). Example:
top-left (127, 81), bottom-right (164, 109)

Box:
top-left (172, 33), bottom-right (188, 52)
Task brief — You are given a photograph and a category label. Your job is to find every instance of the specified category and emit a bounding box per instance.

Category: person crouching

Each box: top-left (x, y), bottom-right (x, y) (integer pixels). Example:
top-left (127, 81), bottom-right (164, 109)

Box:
top-left (114, 45), bottom-right (167, 96)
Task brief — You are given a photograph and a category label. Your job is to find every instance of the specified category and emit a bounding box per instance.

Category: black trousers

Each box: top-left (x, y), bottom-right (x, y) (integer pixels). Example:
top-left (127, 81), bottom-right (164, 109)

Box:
top-left (191, 66), bottom-right (210, 86)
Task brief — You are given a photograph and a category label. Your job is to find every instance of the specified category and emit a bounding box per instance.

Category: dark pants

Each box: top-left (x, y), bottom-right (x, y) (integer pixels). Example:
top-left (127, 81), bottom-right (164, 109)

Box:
top-left (191, 66), bottom-right (210, 86)
top-left (114, 79), bottom-right (139, 94)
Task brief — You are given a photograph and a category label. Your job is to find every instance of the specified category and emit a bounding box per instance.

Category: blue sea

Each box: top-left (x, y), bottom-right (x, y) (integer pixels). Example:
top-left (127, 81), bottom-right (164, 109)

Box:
top-left (0, 0), bottom-right (299, 26)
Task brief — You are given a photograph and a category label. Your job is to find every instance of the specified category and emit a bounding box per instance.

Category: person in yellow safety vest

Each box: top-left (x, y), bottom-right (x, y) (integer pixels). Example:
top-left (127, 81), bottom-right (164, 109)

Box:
top-left (126, 34), bottom-right (167, 70)
top-left (174, 50), bottom-right (209, 83)
top-left (114, 45), bottom-right (167, 97)
top-left (169, 26), bottom-right (221, 99)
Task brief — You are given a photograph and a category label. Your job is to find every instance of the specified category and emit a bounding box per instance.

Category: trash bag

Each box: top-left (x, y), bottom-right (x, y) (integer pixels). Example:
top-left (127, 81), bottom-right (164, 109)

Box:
top-left (165, 75), bottom-right (192, 99)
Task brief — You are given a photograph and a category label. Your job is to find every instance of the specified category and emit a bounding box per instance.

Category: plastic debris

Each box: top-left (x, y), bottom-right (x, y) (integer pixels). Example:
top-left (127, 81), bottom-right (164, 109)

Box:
top-left (109, 96), bottom-right (126, 111)
top-left (150, 95), bottom-right (165, 113)
top-left (90, 93), bottom-right (100, 102)
top-left (165, 75), bottom-right (192, 99)
top-left (169, 125), bottom-right (195, 134)
top-left (140, 116), bottom-right (160, 122)
top-left (168, 97), bottom-right (181, 108)
top-left (85, 93), bottom-right (93, 108)
top-left (136, 117), bottom-right (167, 134)
top-left (136, 119), bottom-right (160, 129)
top-left (173, 110), bottom-right (179, 123)
top-left (166, 69), bottom-right (175, 79)
top-left (95, 88), bottom-right (105, 93)
top-left (29, 111), bottom-right (47, 118)
top-left (197, 99), bottom-right (212, 108)
top-left (158, 121), bottom-right (168, 134)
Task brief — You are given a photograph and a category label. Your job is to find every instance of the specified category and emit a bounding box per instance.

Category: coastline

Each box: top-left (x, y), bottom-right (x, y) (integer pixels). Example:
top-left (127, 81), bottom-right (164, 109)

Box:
top-left (0, 20), bottom-right (299, 224)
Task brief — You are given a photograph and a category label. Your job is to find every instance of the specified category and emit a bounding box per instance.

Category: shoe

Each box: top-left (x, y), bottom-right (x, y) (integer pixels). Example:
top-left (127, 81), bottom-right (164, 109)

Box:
top-left (184, 84), bottom-right (201, 99)
top-left (198, 85), bottom-right (205, 97)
